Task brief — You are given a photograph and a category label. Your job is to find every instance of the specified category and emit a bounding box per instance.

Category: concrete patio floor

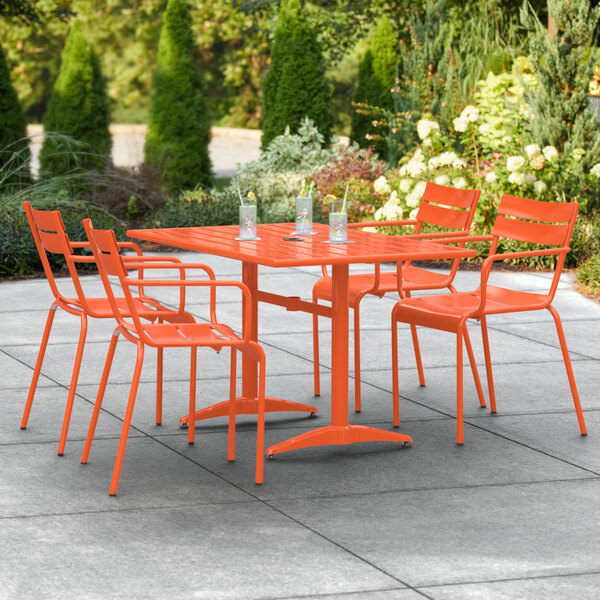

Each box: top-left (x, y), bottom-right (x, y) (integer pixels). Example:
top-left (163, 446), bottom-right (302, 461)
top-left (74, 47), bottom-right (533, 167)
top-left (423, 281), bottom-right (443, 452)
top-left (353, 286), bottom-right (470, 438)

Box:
top-left (1, 255), bottom-right (600, 599)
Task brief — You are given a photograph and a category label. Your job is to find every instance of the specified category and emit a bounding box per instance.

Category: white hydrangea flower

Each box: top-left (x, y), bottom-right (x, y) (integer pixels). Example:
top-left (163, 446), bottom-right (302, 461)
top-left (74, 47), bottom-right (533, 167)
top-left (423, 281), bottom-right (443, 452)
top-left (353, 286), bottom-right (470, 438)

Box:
top-left (452, 157), bottom-right (466, 169)
top-left (416, 118), bottom-right (440, 141)
top-left (409, 207), bottom-right (419, 218)
top-left (530, 154), bottom-right (546, 170)
top-left (573, 148), bottom-right (585, 161)
top-left (524, 173), bottom-right (537, 185)
top-left (375, 197), bottom-right (404, 221)
top-left (478, 123), bottom-right (490, 135)
top-left (461, 105), bottom-right (479, 122)
top-left (405, 181), bottom-right (427, 208)
top-left (533, 180), bottom-right (547, 195)
top-left (422, 138), bottom-right (433, 147)
top-left (506, 155), bottom-right (526, 172)
top-left (485, 171), bottom-right (498, 183)
top-left (502, 135), bottom-right (512, 144)
top-left (525, 143), bottom-right (541, 158)
top-left (453, 116), bottom-right (469, 132)
top-left (508, 171), bottom-right (525, 185)
top-left (590, 163), bottom-right (600, 178)
top-left (399, 178), bottom-right (413, 192)
top-left (438, 151), bottom-right (459, 167)
top-left (434, 174), bottom-right (450, 186)
top-left (373, 175), bottom-right (391, 195)
top-left (542, 145), bottom-right (558, 162)
top-left (406, 159), bottom-right (427, 178)
top-left (389, 189), bottom-right (399, 204)
top-left (452, 177), bottom-right (467, 189)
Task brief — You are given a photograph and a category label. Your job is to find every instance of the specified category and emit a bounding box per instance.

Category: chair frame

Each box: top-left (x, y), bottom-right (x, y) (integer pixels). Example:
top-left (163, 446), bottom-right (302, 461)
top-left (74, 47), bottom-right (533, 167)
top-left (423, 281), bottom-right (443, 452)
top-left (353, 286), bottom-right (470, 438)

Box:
top-left (312, 182), bottom-right (483, 412)
top-left (81, 219), bottom-right (266, 495)
top-left (22, 201), bottom-right (194, 455)
top-left (391, 194), bottom-right (587, 443)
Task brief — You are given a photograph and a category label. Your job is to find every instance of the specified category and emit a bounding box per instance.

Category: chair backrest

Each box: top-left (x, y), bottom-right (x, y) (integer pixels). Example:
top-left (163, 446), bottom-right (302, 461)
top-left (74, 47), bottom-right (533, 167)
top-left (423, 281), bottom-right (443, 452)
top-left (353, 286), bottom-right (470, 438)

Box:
top-left (489, 194), bottom-right (579, 299)
top-left (82, 218), bottom-right (146, 336)
top-left (414, 182), bottom-right (481, 234)
top-left (23, 201), bottom-right (91, 308)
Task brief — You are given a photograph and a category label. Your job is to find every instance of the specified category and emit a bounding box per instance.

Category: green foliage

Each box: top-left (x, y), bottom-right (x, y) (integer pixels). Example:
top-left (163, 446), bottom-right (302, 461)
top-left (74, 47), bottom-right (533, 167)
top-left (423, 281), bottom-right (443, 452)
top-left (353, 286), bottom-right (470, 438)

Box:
top-left (144, 0), bottom-right (212, 193)
top-left (146, 188), bottom-right (239, 229)
top-left (0, 0), bottom-right (72, 25)
top-left (235, 117), bottom-right (332, 221)
top-left (350, 16), bottom-right (398, 160)
top-left (0, 43), bottom-right (30, 187)
top-left (520, 0), bottom-right (600, 169)
top-left (0, 200), bottom-right (124, 277)
top-left (39, 20), bottom-right (111, 178)
top-left (577, 248), bottom-right (600, 295)
top-left (261, 0), bottom-right (332, 149)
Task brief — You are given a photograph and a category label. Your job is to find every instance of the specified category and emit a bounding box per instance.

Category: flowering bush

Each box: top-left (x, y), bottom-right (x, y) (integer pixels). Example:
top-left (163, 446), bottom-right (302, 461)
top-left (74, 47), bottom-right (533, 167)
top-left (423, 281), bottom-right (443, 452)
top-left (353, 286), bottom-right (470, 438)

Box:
top-left (311, 145), bottom-right (386, 222)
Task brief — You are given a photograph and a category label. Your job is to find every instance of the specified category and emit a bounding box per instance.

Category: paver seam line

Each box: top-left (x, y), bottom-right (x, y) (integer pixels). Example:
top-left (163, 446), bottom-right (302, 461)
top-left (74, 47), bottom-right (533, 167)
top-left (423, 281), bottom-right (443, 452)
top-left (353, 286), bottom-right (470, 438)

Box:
top-left (254, 586), bottom-right (433, 600)
top-left (0, 497), bottom-right (258, 522)
top-left (363, 379), bottom-right (600, 477)
top-left (417, 567), bottom-right (600, 591)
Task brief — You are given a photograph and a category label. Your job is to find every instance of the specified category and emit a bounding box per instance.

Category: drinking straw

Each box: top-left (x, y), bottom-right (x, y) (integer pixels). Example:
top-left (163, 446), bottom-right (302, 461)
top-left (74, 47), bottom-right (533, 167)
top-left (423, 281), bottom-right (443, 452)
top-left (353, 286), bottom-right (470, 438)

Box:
top-left (300, 178), bottom-right (306, 198)
top-left (308, 181), bottom-right (314, 196)
top-left (342, 183), bottom-right (349, 213)
top-left (237, 186), bottom-right (243, 205)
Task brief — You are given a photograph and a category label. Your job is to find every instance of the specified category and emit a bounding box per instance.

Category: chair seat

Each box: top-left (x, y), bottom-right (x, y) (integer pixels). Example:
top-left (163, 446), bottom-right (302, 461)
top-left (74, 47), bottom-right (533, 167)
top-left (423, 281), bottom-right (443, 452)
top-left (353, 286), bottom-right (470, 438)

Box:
top-left (313, 266), bottom-right (453, 307)
top-left (137, 321), bottom-right (240, 347)
top-left (393, 285), bottom-right (549, 333)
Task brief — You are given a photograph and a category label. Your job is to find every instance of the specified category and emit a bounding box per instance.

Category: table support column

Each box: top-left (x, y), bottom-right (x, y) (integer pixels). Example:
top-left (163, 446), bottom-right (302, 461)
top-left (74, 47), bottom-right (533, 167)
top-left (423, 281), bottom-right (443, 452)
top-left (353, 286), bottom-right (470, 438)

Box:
top-left (331, 263), bottom-right (349, 426)
top-left (242, 261), bottom-right (258, 398)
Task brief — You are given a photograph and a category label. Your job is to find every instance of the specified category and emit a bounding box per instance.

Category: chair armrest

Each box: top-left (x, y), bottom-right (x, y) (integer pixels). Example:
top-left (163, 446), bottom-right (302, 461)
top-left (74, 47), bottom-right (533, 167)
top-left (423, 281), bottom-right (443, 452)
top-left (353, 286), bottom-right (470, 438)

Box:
top-left (123, 278), bottom-right (253, 343)
top-left (70, 240), bottom-right (143, 255)
top-left (427, 234), bottom-right (495, 245)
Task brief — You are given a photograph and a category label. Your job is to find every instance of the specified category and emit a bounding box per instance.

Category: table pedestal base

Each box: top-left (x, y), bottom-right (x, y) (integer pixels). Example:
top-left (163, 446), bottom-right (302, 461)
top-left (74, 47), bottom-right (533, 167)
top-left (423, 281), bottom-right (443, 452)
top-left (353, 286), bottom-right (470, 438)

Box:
top-left (179, 396), bottom-right (318, 426)
top-left (266, 425), bottom-right (412, 456)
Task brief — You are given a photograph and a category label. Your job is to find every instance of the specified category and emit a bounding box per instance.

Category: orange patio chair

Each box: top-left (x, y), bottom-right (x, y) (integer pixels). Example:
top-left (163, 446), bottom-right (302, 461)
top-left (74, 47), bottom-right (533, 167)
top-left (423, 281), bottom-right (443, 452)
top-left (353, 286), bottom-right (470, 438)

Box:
top-left (21, 201), bottom-right (195, 456)
top-left (312, 182), bottom-right (484, 411)
top-left (391, 194), bottom-right (587, 443)
top-left (80, 219), bottom-right (266, 495)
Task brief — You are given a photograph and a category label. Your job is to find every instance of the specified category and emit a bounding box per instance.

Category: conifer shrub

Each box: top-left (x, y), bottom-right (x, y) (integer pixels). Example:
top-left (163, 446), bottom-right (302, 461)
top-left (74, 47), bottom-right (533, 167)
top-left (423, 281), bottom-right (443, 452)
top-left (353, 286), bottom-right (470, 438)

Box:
top-left (39, 21), bottom-right (111, 178)
top-left (144, 0), bottom-right (212, 193)
top-left (350, 16), bottom-right (398, 161)
top-left (0, 43), bottom-right (30, 188)
top-left (261, 0), bottom-right (332, 149)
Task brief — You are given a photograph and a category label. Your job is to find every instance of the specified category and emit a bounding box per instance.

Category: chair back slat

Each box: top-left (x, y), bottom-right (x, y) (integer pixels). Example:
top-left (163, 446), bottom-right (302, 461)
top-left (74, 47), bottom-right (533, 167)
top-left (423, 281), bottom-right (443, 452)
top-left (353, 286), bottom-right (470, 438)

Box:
top-left (498, 194), bottom-right (575, 223)
top-left (417, 201), bottom-right (471, 230)
top-left (28, 206), bottom-right (72, 255)
top-left (84, 224), bottom-right (127, 279)
top-left (422, 182), bottom-right (478, 209)
top-left (492, 215), bottom-right (570, 246)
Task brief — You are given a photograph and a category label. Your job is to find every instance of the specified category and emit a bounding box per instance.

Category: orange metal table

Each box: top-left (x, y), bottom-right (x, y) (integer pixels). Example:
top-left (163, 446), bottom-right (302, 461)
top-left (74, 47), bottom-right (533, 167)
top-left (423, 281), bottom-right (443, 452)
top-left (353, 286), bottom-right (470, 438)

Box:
top-left (127, 222), bottom-right (476, 457)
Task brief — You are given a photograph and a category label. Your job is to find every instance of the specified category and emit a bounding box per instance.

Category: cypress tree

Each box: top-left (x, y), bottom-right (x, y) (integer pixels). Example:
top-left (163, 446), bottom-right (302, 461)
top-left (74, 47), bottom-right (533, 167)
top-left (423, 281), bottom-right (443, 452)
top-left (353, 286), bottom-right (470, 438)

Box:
top-left (350, 16), bottom-right (398, 161)
top-left (0, 42), bottom-right (30, 187)
top-left (39, 20), bottom-right (111, 177)
top-left (145, 0), bottom-right (212, 193)
top-left (521, 0), bottom-right (600, 167)
top-left (261, 0), bottom-right (332, 150)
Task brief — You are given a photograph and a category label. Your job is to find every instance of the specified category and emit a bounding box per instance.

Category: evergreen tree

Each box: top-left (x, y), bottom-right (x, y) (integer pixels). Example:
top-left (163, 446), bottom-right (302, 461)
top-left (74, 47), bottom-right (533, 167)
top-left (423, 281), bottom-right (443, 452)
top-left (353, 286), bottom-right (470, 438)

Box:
top-left (261, 0), bottom-right (332, 149)
top-left (521, 0), bottom-right (600, 168)
top-left (39, 20), bottom-right (111, 178)
top-left (0, 42), bottom-right (30, 187)
top-left (145, 0), bottom-right (212, 193)
top-left (350, 15), bottom-right (398, 160)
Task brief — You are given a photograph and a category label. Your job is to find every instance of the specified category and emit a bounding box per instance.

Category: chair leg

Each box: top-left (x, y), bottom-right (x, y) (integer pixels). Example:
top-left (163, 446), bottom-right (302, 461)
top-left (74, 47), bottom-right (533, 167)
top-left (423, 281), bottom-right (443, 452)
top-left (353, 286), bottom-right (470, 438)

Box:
top-left (391, 310), bottom-right (400, 428)
top-left (353, 297), bottom-right (362, 412)
top-left (312, 291), bottom-right (321, 397)
top-left (480, 316), bottom-right (497, 413)
top-left (81, 331), bottom-right (119, 464)
top-left (22, 305), bottom-right (58, 429)
top-left (228, 348), bottom-right (237, 462)
top-left (109, 341), bottom-right (145, 496)
top-left (255, 347), bottom-right (267, 485)
top-left (463, 325), bottom-right (486, 408)
top-left (156, 347), bottom-right (163, 425)
top-left (548, 306), bottom-right (587, 435)
top-left (456, 327), bottom-right (464, 445)
top-left (405, 292), bottom-right (426, 387)
top-left (57, 312), bottom-right (88, 456)
top-left (188, 347), bottom-right (197, 445)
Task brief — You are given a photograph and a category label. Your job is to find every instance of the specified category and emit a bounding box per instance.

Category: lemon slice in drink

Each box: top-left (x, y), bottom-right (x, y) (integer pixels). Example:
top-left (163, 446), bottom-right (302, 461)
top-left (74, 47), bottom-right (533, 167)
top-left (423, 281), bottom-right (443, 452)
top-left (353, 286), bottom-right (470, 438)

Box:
top-left (247, 192), bottom-right (256, 199)
top-left (324, 194), bottom-right (336, 203)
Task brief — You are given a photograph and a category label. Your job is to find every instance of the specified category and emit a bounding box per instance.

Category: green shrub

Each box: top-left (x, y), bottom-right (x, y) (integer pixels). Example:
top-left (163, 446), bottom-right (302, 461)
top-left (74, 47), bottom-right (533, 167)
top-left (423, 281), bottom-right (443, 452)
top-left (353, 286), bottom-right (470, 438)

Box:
top-left (234, 118), bottom-right (333, 222)
top-left (146, 189), bottom-right (239, 229)
top-left (0, 43), bottom-right (30, 188)
top-left (577, 252), bottom-right (600, 296)
top-left (145, 0), bottom-right (212, 193)
top-left (350, 16), bottom-right (398, 161)
top-left (261, 0), bottom-right (332, 149)
top-left (39, 20), bottom-right (111, 178)
top-left (0, 200), bottom-right (125, 278)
